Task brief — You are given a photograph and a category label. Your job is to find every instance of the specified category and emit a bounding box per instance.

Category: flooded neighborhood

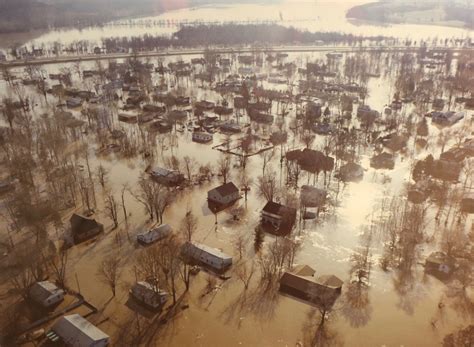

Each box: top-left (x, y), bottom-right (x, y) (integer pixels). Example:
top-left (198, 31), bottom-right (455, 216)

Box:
top-left (0, 0), bottom-right (473, 346)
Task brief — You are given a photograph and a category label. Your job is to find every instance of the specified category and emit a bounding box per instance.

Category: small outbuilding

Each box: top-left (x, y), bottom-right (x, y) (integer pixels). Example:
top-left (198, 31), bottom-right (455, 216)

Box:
top-left (130, 281), bottom-right (168, 310)
top-left (136, 224), bottom-right (172, 245)
top-left (192, 132), bottom-right (213, 143)
top-left (29, 281), bottom-right (65, 308)
top-left (150, 167), bottom-right (185, 186)
top-left (425, 251), bottom-right (454, 276)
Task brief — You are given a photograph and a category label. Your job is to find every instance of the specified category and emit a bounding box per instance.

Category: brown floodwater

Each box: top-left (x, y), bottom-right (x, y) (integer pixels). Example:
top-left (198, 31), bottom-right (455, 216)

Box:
top-left (0, 45), bottom-right (472, 347)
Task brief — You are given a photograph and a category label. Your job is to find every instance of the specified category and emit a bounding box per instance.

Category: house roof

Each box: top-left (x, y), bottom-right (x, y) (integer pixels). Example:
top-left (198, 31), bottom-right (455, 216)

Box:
top-left (426, 251), bottom-right (450, 265)
top-left (210, 182), bottom-right (239, 197)
top-left (262, 201), bottom-right (283, 215)
top-left (183, 242), bottom-right (232, 261)
top-left (30, 281), bottom-right (62, 302)
top-left (293, 264), bottom-right (316, 277)
top-left (53, 314), bottom-right (109, 347)
top-left (70, 213), bottom-right (102, 235)
top-left (316, 275), bottom-right (343, 289)
top-left (262, 201), bottom-right (296, 217)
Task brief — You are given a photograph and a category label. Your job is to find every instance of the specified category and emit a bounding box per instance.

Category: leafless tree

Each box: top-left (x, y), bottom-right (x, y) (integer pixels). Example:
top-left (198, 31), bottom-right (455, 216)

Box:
top-left (182, 155), bottom-right (197, 181)
top-left (235, 261), bottom-right (256, 290)
top-left (96, 164), bottom-right (108, 188)
top-left (217, 155), bottom-right (232, 184)
top-left (181, 209), bottom-right (198, 242)
top-left (46, 246), bottom-right (69, 289)
top-left (260, 149), bottom-right (274, 176)
top-left (104, 193), bottom-right (119, 229)
top-left (233, 232), bottom-right (247, 259)
top-left (256, 170), bottom-right (279, 202)
top-left (97, 255), bottom-right (121, 297)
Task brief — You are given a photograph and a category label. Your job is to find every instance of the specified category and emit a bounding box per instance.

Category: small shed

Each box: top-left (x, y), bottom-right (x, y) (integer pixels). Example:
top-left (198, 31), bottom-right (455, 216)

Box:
top-left (52, 314), bottom-right (109, 347)
top-left (150, 167), bottom-right (184, 186)
top-left (425, 251), bottom-right (454, 276)
top-left (29, 281), bottom-right (64, 308)
top-left (130, 281), bottom-right (168, 309)
top-left (192, 132), bottom-right (213, 143)
top-left (136, 224), bottom-right (172, 245)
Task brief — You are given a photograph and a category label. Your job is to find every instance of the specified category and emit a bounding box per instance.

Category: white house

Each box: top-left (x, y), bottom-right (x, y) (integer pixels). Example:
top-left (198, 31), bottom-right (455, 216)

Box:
top-left (182, 242), bottom-right (232, 271)
top-left (207, 182), bottom-right (240, 206)
top-left (136, 224), bottom-right (172, 245)
top-left (130, 281), bottom-right (168, 309)
top-left (29, 281), bottom-right (65, 308)
top-left (51, 314), bottom-right (109, 347)
top-left (192, 132), bottom-right (213, 143)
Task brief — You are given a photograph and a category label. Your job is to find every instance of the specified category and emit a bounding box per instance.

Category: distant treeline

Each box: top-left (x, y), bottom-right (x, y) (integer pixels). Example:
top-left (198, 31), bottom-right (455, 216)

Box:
top-left (102, 24), bottom-right (388, 52)
top-left (0, 0), bottom-right (280, 34)
top-left (347, 1), bottom-right (473, 29)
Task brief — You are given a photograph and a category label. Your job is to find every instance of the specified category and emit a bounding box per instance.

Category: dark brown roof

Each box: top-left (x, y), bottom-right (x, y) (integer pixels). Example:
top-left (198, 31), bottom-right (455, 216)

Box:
top-left (262, 201), bottom-right (283, 215)
top-left (262, 201), bottom-right (296, 216)
top-left (211, 182), bottom-right (239, 197)
top-left (316, 275), bottom-right (343, 289)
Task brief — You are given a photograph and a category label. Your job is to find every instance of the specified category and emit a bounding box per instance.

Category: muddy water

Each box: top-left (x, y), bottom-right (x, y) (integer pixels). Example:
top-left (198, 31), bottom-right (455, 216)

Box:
top-left (0, 50), bottom-right (472, 346)
top-left (1, 0), bottom-right (472, 51)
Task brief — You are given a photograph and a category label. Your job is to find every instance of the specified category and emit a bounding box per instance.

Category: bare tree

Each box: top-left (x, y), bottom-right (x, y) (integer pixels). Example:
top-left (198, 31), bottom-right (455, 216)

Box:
top-left (260, 149), bottom-right (274, 175)
top-left (97, 255), bottom-right (121, 297)
top-left (104, 193), bottom-right (119, 229)
top-left (182, 156), bottom-right (196, 181)
top-left (233, 232), bottom-right (247, 259)
top-left (235, 261), bottom-right (256, 290)
top-left (256, 171), bottom-right (279, 202)
top-left (181, 209), bottom-right (198, 242)
top-left (217, 155), bottom-right (232, 184)
top-left (47, 246), bottom-right (69, 289)
top-left (96, 164), bottom-right (108, 188)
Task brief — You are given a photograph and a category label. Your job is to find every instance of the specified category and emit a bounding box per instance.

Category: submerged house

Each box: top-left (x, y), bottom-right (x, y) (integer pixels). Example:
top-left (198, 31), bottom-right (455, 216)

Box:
top-left (29, 281), bottom-right (65, 308)
top-left (370, 152), bottom-right (395, 170)
top-left (425, 252), bottom-right (454, 276)
top-left (337, 162), bottom-right (364, 182)
top-left (261, 201), bottom-right (297, 232)
top-left (66, 97), bottom-right (83, 108)
top-left (181, 242), bottom-right (232, 271)
top-left (51, 314), bottom-right (109, 347)
top-left (130, 281), bottom-right (168, 310)
top-left (280, 265), bottom-right (343, 305)
top-left (461, 192), bottom-right (474, 213)
top-left (192, 132), bottom-right (213, 143)
top-left (136, 224), bottom-right (172, 245)
top-left (432, 111), bottom-right (464, 126)
top-left (150, 167), bottom-right (185, 186)
top-left (70, 213), bottom-right (104, 243)
top-left (207, 182), bottom-right (240, 206)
